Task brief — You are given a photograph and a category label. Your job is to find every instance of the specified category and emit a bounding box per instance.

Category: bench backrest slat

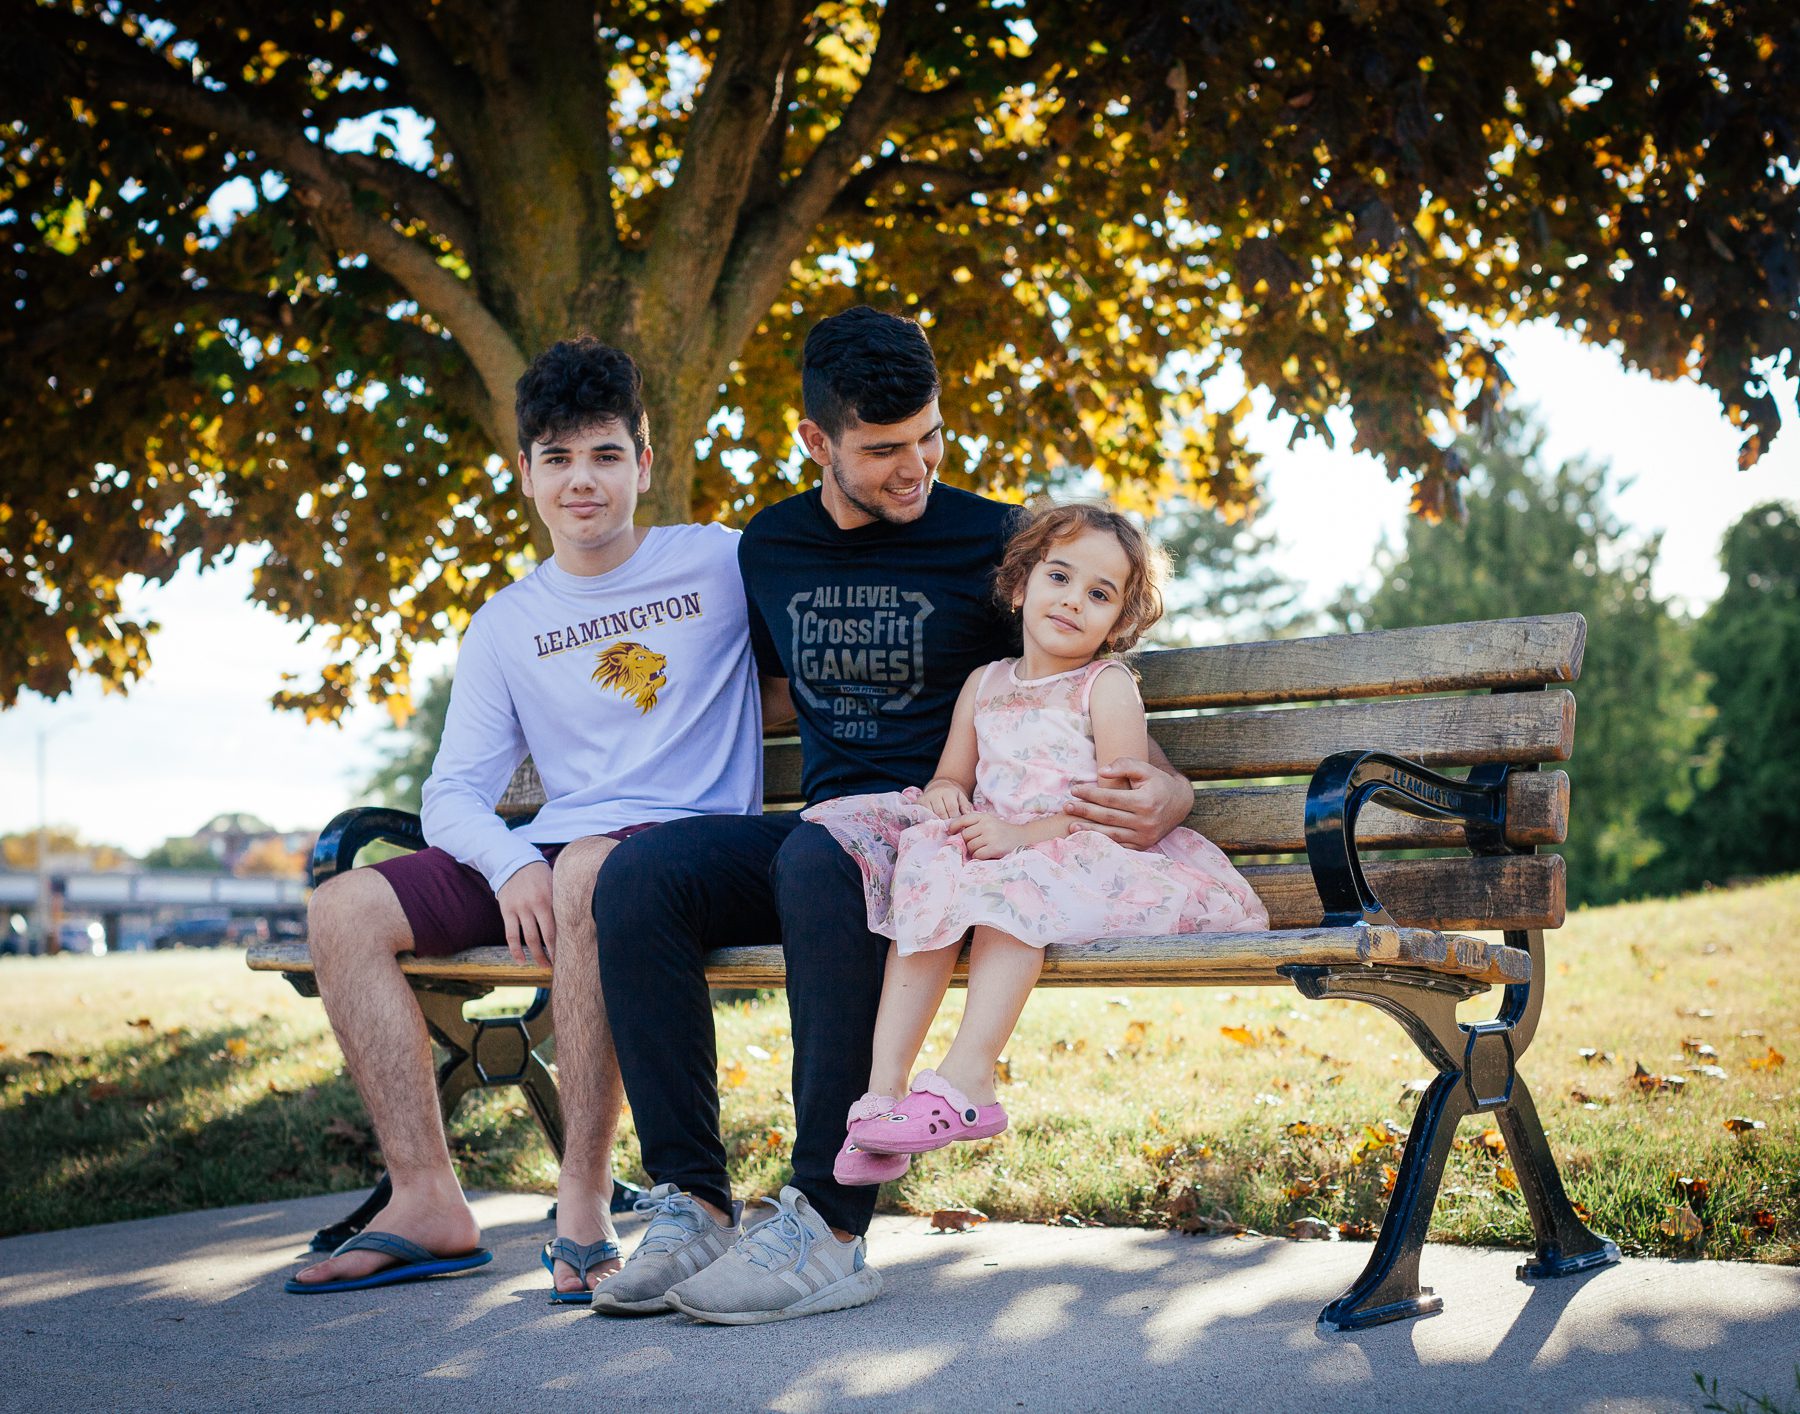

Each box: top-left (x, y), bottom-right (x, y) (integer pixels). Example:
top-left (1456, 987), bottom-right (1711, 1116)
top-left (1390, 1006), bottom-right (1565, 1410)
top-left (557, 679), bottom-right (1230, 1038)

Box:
top-left (1242, 853), bottom-right (1565, 932)
top-left (1132, 613), bottom-right (1585, 708)
top-left (1187, 770), bottom-right (1568, 853)
top-left (756, 689), bottom-right (1573, 802)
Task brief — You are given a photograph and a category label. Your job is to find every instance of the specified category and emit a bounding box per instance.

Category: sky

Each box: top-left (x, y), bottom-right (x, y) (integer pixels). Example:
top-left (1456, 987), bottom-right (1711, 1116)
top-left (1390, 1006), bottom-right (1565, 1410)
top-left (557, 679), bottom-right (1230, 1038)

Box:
top-left (0, 319), bottom-right (1794, 856)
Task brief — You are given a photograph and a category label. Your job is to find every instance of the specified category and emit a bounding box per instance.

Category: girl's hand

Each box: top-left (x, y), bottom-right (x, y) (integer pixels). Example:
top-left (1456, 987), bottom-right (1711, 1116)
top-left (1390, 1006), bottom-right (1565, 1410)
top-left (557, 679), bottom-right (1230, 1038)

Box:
top-left (949, 813), bottom-right (1027, 860)
top-left (921, 778), bottom-right (974, 819)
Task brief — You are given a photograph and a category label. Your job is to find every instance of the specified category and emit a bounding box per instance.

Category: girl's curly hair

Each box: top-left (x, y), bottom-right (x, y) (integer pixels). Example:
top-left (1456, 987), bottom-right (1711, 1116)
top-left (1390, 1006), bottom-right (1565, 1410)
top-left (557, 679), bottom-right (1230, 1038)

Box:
top-left (993, 501), bottom-right (1169, 654)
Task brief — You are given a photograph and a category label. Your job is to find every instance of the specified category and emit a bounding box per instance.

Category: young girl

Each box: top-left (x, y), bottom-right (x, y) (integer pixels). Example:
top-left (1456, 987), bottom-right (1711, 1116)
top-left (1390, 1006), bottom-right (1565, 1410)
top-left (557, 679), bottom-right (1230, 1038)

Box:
top-left (803, 502), bottom-right (1269, 1185)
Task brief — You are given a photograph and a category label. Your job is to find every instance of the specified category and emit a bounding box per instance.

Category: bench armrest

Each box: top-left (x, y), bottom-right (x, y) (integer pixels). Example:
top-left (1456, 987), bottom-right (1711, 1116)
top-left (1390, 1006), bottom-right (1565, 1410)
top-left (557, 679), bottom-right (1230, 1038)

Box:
top-left (1303, 751), bottom-right (1510, 927)
top-left (311, 807), bottom-right (428, 887)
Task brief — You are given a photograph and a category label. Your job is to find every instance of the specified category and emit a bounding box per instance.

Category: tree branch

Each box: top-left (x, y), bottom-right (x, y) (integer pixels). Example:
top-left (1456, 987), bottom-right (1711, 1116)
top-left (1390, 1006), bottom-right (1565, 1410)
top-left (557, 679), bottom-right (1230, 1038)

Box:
top-left (44, 11), bottom-right (522, 444)
top-left (643, 0), bottom-right (802, 327)
top-left (364, 0), bottom-right (483, 151)
top-left (705, 0), bottom-right (923, 360)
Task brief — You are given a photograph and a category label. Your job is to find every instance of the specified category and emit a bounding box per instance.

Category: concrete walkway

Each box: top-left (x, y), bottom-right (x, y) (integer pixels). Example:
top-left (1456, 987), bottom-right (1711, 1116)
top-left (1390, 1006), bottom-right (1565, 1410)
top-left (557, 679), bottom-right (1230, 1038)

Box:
top-left (1, 1191), bottom-right (1795, 1413)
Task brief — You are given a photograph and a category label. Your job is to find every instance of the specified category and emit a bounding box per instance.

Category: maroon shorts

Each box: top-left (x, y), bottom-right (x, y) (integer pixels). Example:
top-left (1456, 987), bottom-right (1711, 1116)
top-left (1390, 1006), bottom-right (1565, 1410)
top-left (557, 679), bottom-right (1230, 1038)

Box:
top-left (368, 824), bottom-right (660, 958)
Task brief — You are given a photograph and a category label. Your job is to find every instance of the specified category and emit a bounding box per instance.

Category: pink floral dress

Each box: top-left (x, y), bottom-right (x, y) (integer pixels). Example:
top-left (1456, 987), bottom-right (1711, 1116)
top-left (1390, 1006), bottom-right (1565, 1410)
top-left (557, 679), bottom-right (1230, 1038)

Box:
top-left (802, 658), bottom-right (1269, 955)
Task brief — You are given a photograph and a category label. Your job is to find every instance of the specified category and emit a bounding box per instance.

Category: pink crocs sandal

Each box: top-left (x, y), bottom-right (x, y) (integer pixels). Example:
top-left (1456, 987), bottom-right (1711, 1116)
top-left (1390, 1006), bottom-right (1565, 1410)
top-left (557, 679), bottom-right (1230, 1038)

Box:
top-left (846, 1070), bottom-right (1008, 1155)
top-left (833, 1135), bottom-right (911, 1185)
top-left (833, 1092), bottom-right (911, 1185)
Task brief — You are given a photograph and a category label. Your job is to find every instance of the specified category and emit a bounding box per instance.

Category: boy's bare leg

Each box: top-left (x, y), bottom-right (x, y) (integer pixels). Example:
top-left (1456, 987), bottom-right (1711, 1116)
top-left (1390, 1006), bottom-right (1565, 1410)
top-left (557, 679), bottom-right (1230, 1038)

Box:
top-left (547, 835), bottom-right (628, 1295)
top-left (292, 870), bottom-right (479, 1284)
top-left (866, 943), bottom-right (961, 1100)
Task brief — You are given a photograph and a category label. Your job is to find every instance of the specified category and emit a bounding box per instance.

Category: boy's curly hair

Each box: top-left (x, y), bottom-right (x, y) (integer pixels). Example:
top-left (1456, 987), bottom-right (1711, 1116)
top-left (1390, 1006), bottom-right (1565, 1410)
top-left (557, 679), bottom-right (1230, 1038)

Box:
top-left (993, 501), bottom-right (1169, 654)
top-left (514, 336), bottom-right (651, 459)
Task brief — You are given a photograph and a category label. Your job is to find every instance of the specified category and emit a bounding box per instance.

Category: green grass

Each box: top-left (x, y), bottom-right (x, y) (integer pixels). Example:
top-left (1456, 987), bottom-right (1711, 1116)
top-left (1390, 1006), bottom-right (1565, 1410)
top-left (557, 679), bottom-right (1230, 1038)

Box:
top-left (4, 878), bottom-right (1796, 1261)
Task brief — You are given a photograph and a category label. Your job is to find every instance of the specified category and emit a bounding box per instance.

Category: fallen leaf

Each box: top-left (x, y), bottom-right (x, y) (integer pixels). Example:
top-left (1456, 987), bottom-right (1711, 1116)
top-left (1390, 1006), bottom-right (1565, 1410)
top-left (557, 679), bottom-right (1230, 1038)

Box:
top-left (1723, 1116), bottom-right (1766, 1134)
top-left (1220, 1024), bottom-right (1260, 1047)
top-left (930, 1208), bottom-right (988, 1233)
top-left (1679, 1037), bottom-right (1709, 1055)
top-left (1569, 1087), bottom-right (1593, 1104)
top-left (1474, 1129), bottom-right (1506, 1156)
top-left (993, 1057), bottom-right (1014, 1086)
top-left (224, 1037), bottom-right (250, 1059)
top-left (1751, 1208), bottom-right (1777, 1233)
top-left (1659, 1204), bottom-right (1704, 1243)
top-left (1746, 1046), bottom-right (1785, 1071)
top-left (1338, 1219), bottom-right (1375, 1240)
top-left (1123, 1020), bottom-right (1152, 1048)
top-left (1284, 1178), bottom-right (1317, 1199)
top-left (1284, 1119), bottom-right (1321, 1138)
top-left (1674, 1175), bottom-right (1710, 1205)
top-left (1364, 1120), bottom-right (1407, 1146)
top-left (1496, 1165), bottom-right (1520, 1192)
top-left (1106, 996), bottom-right (1131, 1009)
top-left (720, 1060), bottom-right (749, 1089)
top-left (1289, 1217), bottom-right (1335, 1241)
top-left (127, 1017), bottom-right (154, 1031)
top-left (1379, 1164), bottom-right (1398, 1196)
top-left (1578, 1048), bottom-right (1614, 1065)
top-left (1572, 1200), bottom-right (1592, 1222)
top-left (764, 1129), bottom-right (784, 1152)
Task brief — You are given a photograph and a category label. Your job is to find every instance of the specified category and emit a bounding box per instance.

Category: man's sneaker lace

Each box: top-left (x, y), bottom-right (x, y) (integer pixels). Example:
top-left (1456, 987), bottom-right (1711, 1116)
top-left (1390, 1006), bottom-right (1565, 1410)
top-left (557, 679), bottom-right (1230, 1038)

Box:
top-left (589, 1182), bottom-right (737, 1315)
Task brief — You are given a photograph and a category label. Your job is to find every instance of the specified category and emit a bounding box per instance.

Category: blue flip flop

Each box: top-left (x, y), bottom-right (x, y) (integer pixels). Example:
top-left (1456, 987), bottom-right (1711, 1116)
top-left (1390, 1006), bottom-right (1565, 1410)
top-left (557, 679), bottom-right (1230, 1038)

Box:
top-left (541, 1236), bottom-right (623, 1306)
top-left (284, 1231), bottom-right (494, 1294)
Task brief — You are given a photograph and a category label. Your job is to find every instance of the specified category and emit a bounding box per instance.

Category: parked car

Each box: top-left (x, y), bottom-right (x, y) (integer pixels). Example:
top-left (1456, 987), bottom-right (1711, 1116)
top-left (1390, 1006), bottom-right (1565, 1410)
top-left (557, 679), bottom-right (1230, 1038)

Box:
top-left (56, 919), bottom-right (107, 956)
top-left (153, 916), bottom-right (233, 950)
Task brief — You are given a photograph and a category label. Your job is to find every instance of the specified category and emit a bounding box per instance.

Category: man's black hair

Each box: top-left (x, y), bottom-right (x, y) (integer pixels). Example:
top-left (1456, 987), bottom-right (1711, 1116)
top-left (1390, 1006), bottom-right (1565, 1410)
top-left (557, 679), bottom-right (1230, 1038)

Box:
top-left (801, 306), bottom-right (941, 440)
top-left (514, 336), bottom-right (651, 460)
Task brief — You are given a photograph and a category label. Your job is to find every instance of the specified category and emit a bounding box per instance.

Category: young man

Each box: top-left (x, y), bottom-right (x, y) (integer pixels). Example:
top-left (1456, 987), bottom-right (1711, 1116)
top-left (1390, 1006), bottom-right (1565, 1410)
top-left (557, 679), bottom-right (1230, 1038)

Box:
top-left (291, 339), bottom-right (762, 1299)
top-left (591, 307), bottom-right (1192, 1323)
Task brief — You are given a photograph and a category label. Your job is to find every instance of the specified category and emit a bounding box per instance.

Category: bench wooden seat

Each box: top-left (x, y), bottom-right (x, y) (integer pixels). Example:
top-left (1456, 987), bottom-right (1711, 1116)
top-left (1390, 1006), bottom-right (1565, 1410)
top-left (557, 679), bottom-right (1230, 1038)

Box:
top-left (248, 610), bottom-right (1619, 1331)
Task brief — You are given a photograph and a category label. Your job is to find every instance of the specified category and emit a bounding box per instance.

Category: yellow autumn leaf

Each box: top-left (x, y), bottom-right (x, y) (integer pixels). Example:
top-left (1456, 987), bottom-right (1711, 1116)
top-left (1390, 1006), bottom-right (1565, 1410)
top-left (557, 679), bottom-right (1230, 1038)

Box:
top-left (1220, 1024), bottom-right (1260, 1047)
top-left (720, 1060), bottom-right (748, 1089)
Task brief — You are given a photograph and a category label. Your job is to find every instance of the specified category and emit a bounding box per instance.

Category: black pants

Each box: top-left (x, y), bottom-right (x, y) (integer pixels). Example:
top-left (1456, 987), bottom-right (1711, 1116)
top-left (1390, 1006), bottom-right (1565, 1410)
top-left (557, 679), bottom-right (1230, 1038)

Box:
top-left (592, 813), bottom-right (887, 1236)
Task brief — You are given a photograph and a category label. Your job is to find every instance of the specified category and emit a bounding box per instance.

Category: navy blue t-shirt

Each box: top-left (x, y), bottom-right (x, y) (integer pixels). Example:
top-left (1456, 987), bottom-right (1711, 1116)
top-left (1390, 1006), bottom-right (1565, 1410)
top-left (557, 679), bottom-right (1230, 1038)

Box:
top-left (739, 484), bottom-right (1021, 806)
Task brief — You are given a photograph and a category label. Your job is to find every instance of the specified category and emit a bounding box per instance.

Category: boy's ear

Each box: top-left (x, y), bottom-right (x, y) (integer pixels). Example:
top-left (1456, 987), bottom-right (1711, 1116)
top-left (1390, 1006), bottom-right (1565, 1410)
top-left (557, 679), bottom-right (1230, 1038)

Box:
top-left (636, 445), bottom-right (654, 492)
top-left (517, 449), bottom-right (535, 495)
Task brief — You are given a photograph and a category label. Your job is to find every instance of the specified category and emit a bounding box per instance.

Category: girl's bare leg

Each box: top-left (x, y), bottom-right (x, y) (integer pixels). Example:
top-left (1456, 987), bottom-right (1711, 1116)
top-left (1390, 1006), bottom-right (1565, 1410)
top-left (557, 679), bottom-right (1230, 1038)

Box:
top-left (866, 943), bottom-right (961, 1099)
top-left (933, 925), bottom-right (1043, 1105)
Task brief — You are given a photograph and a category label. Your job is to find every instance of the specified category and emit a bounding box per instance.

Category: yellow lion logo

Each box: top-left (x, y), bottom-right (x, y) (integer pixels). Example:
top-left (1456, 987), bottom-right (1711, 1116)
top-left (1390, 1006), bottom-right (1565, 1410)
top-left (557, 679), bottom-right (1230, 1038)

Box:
top-left (591, 640), bottom-right (667, 714)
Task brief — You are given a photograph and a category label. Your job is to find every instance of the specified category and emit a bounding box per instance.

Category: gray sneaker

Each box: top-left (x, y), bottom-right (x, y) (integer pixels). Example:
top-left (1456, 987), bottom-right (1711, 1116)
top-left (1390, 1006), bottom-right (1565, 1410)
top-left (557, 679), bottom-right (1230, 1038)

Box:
top-left (590, 1183), bottom-right (739, 1316)
top-left (665, 1185), bottom-right (882, 1325)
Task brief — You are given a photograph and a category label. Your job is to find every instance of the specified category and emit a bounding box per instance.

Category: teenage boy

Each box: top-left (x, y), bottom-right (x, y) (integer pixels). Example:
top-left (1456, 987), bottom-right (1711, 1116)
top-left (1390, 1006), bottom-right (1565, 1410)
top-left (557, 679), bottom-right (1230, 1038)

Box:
top-left (591, 307), bottom-right (1191, 1323)
top-left (290, 338), bottom-right (762, 1299)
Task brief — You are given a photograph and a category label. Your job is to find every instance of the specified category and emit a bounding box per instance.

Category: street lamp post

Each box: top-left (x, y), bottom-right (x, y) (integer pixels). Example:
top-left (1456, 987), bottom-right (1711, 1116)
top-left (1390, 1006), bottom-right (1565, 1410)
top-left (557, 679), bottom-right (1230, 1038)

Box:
top-left (35, 728), bottom-right (50, 951)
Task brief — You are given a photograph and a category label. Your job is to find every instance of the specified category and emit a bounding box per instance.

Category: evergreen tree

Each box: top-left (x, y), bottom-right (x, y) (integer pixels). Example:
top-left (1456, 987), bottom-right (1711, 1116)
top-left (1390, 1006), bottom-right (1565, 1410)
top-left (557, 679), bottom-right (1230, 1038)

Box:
top-left (1339, 411), bottom-right (1703, 906)
top-left (1655, 502), bottom-right (1800, 887)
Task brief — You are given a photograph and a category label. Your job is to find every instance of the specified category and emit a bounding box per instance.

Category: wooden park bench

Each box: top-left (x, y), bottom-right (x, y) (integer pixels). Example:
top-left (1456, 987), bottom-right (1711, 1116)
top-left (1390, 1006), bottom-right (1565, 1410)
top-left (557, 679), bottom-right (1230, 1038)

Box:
top-left (248, 610), bottom-right (1619, 1329)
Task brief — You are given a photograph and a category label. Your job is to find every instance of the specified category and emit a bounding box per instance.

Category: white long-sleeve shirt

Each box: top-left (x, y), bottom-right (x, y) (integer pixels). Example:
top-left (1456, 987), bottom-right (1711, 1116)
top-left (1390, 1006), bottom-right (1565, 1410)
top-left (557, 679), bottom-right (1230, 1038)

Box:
top-left (421, 522), bottom-right (762, 892)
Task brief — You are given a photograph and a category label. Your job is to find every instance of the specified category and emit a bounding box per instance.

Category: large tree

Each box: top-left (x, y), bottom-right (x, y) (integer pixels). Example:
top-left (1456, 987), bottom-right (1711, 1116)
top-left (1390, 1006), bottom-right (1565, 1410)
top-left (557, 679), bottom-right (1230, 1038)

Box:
top-left (4, 1), bottom-right (1795, 716)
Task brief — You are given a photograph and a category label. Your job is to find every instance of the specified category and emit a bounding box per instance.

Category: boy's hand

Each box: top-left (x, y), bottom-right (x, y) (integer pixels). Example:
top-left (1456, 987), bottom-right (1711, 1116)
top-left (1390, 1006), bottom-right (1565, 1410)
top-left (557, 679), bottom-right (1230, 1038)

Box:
top-left (497, 861), bottom-right (556, 966)
top-left (949, 813), bottom-right (1027, 860)
top-left (921, 779), bottom-right (973, 819)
